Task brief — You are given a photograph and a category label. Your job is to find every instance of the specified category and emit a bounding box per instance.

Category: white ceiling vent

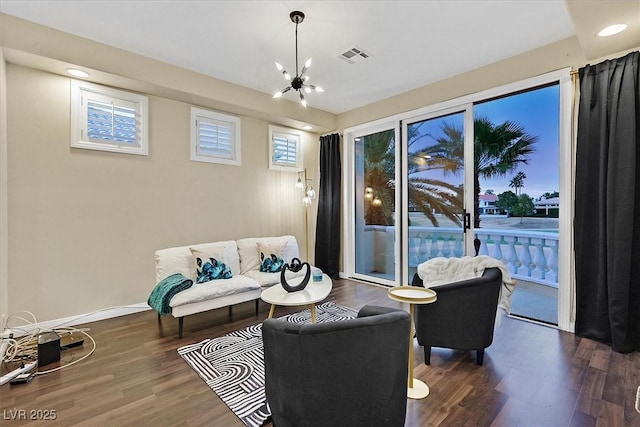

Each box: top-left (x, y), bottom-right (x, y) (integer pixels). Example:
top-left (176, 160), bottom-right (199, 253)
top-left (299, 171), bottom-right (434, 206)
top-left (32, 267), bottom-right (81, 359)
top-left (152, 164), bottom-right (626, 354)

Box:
top-left (338, 46), bottom-right (371, 64)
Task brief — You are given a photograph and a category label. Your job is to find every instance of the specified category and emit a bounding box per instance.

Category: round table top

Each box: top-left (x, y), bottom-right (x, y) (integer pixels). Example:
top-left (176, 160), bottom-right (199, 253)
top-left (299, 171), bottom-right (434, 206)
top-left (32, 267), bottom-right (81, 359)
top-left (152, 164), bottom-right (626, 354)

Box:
top-left (260, 274), bottom-right (332, 306)
top-left (388, 286), bottom-right (437, 304)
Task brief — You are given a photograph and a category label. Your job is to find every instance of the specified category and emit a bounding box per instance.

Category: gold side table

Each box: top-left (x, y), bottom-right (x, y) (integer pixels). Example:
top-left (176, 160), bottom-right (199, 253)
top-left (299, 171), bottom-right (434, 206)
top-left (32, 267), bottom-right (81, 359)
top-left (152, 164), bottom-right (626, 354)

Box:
top-left (388, 286), bottom-right (437, 399)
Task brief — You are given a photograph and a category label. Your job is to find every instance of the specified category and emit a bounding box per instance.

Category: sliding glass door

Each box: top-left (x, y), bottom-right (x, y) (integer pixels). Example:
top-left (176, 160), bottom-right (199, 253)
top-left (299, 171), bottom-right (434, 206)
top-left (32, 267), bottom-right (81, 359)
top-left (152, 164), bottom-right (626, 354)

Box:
top-left (352, 125), bottom-right (399, 285)
top-left (403, 108), bottom-right (472, 281)
top-left (345, 70), bottom-right (571, 331)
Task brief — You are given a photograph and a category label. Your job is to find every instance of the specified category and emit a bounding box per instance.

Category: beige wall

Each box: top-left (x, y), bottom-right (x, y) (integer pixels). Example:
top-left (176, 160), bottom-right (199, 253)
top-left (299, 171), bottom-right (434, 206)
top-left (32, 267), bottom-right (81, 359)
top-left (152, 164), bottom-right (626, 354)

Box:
top-left (5, 64), bottom-right (318, 321)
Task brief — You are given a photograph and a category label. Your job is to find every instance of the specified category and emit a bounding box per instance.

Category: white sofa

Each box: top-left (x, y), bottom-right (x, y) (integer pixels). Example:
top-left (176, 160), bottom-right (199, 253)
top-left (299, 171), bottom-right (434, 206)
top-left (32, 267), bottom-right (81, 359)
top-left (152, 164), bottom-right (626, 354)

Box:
top-left (153, 235), bottom-right (312, 337)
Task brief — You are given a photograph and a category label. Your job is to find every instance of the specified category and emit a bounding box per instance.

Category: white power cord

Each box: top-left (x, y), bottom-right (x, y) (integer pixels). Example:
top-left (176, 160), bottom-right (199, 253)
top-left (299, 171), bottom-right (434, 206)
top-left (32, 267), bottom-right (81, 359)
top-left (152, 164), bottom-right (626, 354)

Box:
top-left (635, 385), bottom-right (640, 413)
top-left (1, 310), bottom-right (96, 382)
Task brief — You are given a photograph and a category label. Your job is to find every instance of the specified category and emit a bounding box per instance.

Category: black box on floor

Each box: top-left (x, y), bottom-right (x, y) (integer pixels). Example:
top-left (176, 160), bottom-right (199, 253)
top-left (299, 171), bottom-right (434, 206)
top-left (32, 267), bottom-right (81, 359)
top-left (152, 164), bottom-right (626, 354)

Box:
top-left (38, 331), bottom-right (60, 367)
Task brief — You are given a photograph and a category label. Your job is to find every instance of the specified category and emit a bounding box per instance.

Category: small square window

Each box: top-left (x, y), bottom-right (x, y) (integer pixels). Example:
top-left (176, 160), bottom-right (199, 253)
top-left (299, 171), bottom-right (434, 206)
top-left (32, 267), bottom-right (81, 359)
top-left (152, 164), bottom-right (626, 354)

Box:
top-left (191, 107), bottom-right (241, 166)
top-left (269, 125), bottom-right (302, 171)
top-left (70, 80), bottom-right (148, 156)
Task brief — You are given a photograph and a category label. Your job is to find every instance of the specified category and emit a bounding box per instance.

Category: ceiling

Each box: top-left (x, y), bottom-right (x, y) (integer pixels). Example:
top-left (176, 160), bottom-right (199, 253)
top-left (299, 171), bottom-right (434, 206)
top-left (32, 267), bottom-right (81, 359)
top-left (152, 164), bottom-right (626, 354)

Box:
top-left (1, 1), bottom-right (638, 115)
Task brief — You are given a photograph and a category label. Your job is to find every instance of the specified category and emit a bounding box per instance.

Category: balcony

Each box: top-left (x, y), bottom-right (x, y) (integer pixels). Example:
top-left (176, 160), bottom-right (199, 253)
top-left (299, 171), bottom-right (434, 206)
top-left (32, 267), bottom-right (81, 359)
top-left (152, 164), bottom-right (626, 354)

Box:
top-left (358, 220), bottom-right (559, 324)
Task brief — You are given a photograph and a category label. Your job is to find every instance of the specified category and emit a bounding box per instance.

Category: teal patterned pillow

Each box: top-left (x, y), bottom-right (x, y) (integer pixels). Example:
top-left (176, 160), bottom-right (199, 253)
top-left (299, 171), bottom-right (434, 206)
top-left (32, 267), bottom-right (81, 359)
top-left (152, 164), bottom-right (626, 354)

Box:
top-left (195, 257), bottom-right (232, 283)
top-left (258, 242), bottom-right (286, 273)
top-left (260, 252), bottom-right (285, 273)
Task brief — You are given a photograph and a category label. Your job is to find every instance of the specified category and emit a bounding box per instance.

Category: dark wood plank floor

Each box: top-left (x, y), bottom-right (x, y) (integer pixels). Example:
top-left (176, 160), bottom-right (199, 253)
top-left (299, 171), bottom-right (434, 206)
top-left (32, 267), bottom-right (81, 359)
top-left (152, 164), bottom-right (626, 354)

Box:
top-left (1, 278), bottom-right (639, 426)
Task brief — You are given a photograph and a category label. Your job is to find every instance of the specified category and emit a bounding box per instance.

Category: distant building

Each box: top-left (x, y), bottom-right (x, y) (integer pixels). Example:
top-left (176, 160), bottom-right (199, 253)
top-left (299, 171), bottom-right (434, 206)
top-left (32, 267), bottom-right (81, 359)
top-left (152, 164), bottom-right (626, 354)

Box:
top-left (479, 194), bottom-right (499, 214)
top-left (535, 197), bottom-right (559, 216)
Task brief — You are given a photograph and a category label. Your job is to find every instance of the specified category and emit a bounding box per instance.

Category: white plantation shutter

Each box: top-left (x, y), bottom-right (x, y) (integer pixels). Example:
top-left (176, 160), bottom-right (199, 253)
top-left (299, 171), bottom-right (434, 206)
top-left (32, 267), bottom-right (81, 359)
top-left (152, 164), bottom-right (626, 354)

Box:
top-left (85, 98), bottom-right (138, 144)
top-left (269, 125), bottom-right (302, 171)
top-left (190, 107), bottom-right (241, 165)
top-left (272, 132), bottom-right (298, 166)
top-left (196, 117), bottom-right (233, 159)
top-left (71, 80), bottom-right (148, 155)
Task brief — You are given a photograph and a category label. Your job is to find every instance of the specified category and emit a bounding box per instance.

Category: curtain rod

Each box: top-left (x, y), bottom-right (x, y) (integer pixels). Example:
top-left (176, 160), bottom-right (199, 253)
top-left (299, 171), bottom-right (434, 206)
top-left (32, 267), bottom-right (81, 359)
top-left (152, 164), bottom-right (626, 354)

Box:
top-left (319, 131), bottom-right (342, 138)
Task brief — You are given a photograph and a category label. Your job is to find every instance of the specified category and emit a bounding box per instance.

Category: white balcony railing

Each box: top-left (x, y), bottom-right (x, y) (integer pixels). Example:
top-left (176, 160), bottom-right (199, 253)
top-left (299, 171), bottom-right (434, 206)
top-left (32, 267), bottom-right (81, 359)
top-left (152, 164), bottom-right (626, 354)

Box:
top-left (362, 225), bottom-right (559, 288)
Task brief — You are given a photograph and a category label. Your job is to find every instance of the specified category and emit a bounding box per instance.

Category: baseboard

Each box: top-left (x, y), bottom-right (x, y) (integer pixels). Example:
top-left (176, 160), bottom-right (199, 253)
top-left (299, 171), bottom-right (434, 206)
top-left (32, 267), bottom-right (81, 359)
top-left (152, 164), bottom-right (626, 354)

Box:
top-left (5, 303), bottom-right (151, 336)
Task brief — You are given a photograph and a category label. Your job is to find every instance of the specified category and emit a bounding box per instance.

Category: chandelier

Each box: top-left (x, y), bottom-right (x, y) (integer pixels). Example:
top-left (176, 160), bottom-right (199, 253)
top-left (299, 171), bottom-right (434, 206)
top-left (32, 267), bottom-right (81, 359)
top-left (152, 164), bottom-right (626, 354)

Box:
top-left (272, 11), bottom-right (324, 108)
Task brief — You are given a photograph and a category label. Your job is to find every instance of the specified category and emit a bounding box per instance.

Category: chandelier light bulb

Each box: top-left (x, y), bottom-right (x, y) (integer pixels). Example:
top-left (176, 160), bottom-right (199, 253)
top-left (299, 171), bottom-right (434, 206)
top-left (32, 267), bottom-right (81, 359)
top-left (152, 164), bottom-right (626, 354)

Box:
top-left (315, 86), bottom-right (324, 93)
top-left (275, 62), bottom-right (283, 71)
top-left (305, 58), bottom-right (312, 68)
top-left (301, 98), bottom-right (307, 108)
top-left (273, 91), bottom-right (283, 99)
top-left (372, 197), bottom-right (382, 206)
top-left (304, 87), bottom-right (311, 93)
top-left (284, 72), bottom-right (291, 80)
top-left (304, 76), bottom-right (310, 81)
top-left (302, 196), bottom-right (312, 207)
top-left (295, 176), bottom-right (304, 190)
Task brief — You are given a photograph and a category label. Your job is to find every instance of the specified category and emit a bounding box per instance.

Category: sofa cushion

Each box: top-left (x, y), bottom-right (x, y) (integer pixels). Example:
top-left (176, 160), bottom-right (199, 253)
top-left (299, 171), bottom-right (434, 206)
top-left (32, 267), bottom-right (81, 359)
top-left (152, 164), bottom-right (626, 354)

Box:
top-left (237, 235), bottom-right (300, 274)
top-left (155, 240), bottom-right (239, 282)
top-left (170, 275), bottom-right (261, 307)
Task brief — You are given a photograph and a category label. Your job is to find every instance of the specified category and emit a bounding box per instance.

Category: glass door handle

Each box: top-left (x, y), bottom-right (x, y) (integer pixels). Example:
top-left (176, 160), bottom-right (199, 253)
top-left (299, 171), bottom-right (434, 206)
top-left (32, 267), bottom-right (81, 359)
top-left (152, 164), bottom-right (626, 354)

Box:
top-left (463, 210), bottom-right (471, 232)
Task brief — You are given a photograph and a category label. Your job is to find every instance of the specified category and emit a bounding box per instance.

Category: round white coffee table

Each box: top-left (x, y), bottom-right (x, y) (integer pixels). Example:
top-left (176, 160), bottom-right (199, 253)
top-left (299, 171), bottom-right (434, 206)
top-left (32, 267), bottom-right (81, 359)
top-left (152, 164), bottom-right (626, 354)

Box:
top-left (388, 286), bottom-right (437, 400)
top-left (261, 274), bottom-right (332, 323)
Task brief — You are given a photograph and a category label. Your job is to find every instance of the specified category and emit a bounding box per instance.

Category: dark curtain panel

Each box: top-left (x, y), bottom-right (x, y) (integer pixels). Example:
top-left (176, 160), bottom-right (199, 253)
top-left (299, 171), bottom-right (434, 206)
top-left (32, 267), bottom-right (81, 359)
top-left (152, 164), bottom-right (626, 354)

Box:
top-left (574, 51), bottom-right (640, 353)
top-left (315, 133), bottom-right (341, 278)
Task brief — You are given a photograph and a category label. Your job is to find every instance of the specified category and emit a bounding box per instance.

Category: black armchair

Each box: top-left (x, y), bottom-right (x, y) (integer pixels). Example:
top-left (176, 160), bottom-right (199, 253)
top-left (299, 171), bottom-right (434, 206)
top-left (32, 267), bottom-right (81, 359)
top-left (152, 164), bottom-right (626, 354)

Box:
top-left (411, 267), bottom-right (502, 365)
top-left (262, 305), bottom-right (410, 427)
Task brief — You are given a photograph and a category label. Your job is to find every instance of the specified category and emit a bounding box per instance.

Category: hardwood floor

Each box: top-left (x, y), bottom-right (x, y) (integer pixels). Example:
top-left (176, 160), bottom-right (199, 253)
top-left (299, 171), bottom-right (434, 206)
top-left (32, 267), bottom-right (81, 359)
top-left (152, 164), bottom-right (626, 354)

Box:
top-left (1, 278), bottom-right (639, 426)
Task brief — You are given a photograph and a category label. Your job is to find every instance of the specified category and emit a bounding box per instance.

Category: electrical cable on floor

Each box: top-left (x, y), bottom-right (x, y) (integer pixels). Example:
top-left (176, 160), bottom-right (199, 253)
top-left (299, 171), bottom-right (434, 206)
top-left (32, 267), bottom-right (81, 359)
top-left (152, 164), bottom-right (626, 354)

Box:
top-left (2, 310), bottom-right (97, 376)
top-left (35, 326), bottom-right (96, 375)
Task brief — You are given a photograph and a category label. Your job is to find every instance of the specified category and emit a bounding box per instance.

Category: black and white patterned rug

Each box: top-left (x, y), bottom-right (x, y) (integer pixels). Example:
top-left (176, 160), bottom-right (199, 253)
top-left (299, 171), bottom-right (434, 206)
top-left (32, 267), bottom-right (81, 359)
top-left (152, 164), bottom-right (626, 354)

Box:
top-left (177, 301), bottom-right (358, 427)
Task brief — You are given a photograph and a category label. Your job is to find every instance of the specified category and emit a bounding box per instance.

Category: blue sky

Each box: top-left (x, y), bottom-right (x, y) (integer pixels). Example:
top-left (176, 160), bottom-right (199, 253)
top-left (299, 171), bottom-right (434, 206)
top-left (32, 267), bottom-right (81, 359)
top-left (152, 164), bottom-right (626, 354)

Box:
top-left (475, 84), bottom-right (560, 199)
top-left (409, 84), bottom-right (560, 200)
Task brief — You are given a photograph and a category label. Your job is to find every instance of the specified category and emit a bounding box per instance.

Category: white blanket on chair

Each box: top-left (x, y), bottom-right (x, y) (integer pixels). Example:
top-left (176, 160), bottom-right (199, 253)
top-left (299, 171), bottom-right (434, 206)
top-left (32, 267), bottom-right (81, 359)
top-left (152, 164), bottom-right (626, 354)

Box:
top-left (417, 256), bottom-right (516, 313)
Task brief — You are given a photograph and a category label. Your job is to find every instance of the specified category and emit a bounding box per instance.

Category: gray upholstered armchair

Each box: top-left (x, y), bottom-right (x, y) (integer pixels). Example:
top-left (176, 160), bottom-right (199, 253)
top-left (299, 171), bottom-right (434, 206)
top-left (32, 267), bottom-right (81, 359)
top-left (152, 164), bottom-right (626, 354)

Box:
top-left (411, 267), bottom-right (502, 365)
top-left (262, 305), bottom-right (410, 427)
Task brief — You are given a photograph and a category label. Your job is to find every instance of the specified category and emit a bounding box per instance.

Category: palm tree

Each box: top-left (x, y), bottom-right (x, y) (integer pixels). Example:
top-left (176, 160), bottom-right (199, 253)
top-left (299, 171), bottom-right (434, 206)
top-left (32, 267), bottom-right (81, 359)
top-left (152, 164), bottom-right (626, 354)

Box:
top-left (509, 171), bottom-right (527, 195)
top-left (362, 116), bottom-right (536, 228)
top-left (363, 130), bottom-right (395, 225)
top-left (363, 127), bottom-right (463, 227)
top-left (407, 121), bottom-right (463, 226)
top-left (424, 116), bottom-right (537, 227)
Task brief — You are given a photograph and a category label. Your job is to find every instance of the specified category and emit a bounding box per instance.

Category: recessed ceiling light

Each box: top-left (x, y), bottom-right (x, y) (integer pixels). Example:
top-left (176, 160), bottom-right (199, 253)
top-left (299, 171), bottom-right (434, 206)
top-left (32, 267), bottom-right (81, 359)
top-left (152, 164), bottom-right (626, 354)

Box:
top-left (302, 125), bottom-right (312, 130)
top-left (66, 68), bottom-right (90, 78)
top-left (597, 24), bottom-right (627, 37)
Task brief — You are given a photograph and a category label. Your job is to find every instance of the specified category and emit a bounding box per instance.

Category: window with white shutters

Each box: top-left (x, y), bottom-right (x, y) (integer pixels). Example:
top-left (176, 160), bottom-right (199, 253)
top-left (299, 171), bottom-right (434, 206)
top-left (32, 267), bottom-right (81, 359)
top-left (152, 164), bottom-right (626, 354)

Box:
top-left (191, 107), bottom-right (241, 166)
top-left (269, 125), bottom-right (302, 171)
top-left (71, 80), bottom-right (148, 155)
